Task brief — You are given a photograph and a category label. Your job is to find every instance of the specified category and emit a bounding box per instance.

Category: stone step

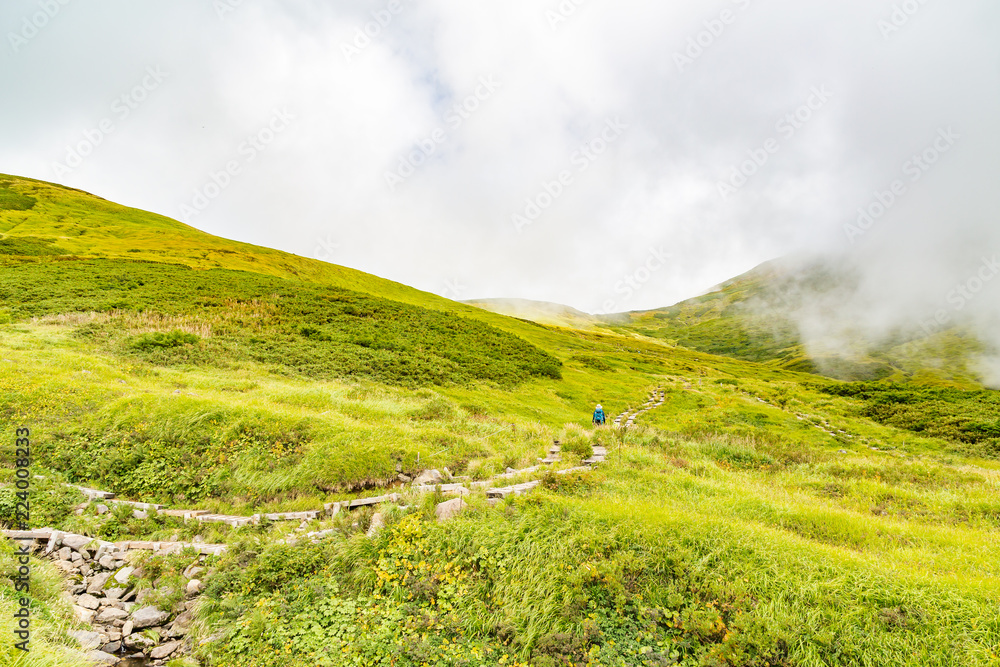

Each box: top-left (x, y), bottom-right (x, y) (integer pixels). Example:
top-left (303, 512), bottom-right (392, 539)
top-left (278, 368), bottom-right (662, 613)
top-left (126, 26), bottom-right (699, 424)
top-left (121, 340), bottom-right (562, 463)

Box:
top-left (487, 481), bottom-right (540, 499)
top-left (159, 509), bottom-right (210, 520)
top-left (110, 499), bottom-right (166, 511)
top-left (70, 486), bottom-right (116, 500)
top-left (196, 514), bottom-right (255, 527)
top-left (117, 540), bottom-right (227, 556)
top-left (3, 529), bottom-right (52, 541)
top-left (349, 493), bottom-right (400, 509)
top-left (538, 457), bottom-right (561, 464)
top-left (256, 511), bottom-right (320, 522)
top-left (555, 466), bottom-right (591, 475)
top-left (412, 483), bottom-right (470, 496)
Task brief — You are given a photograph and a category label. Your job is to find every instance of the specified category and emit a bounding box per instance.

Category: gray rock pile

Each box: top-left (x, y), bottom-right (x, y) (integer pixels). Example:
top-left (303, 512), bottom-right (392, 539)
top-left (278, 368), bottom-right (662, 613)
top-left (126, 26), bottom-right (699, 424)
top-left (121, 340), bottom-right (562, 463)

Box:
top-left (24, 532), bottom-right (206, 666)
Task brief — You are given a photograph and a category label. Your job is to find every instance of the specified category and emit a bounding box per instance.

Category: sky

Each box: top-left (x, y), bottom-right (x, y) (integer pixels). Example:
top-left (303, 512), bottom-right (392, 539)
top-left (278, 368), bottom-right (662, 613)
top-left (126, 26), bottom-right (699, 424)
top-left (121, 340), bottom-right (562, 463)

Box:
top-left (1, 0), bottom-right (998, 320)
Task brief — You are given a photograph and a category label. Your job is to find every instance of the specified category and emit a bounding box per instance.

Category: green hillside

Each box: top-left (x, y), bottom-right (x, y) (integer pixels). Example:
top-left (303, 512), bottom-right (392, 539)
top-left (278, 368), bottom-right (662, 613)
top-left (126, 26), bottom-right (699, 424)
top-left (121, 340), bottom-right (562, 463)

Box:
top-left (1, 176), bottom-right (998, 667)
top-left (609, 257), bottom-right (993, 388)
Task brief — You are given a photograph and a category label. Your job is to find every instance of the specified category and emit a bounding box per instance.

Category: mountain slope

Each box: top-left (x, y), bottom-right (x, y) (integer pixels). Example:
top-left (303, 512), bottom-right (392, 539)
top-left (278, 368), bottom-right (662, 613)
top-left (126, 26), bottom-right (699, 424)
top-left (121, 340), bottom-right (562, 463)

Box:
top-left (609, 256), bottom-right (993, 387)
top-left (2, 175), bottom-right (999, 667)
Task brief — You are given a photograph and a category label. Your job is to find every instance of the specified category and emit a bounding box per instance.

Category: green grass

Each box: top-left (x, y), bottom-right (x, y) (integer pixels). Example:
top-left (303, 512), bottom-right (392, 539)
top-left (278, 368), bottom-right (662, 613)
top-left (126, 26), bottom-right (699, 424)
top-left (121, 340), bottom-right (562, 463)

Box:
top-left (1, 174), bottom-right (999, 666)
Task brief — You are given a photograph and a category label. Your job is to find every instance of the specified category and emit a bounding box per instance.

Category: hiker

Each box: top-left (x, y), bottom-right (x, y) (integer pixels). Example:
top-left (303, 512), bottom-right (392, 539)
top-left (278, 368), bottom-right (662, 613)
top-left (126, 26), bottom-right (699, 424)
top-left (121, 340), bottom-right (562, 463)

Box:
top-left (592, 404), bottom-right (606, 426)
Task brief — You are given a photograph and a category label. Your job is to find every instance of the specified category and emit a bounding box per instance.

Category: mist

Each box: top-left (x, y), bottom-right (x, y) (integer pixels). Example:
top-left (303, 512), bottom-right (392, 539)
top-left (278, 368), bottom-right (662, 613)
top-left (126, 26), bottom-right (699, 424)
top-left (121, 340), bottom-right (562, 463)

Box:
top-left (0, 0), bottom-right (997, 342)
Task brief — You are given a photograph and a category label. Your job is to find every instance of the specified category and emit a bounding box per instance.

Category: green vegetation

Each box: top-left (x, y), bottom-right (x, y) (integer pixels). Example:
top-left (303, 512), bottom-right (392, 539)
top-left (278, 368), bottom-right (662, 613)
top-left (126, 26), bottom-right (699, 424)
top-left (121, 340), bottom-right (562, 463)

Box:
top-left (0, 259), bottom-right (561, 388)
top-left (0, 175), bottom-right (998, 666)
top-left (822, 382), bottom-right (1000, 457)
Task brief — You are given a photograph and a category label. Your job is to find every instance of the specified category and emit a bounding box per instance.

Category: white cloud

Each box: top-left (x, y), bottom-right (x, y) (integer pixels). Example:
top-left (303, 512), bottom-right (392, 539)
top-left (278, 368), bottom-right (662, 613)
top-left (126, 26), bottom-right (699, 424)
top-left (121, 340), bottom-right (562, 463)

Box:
top-left (0, 0), bottom-right (997, 320)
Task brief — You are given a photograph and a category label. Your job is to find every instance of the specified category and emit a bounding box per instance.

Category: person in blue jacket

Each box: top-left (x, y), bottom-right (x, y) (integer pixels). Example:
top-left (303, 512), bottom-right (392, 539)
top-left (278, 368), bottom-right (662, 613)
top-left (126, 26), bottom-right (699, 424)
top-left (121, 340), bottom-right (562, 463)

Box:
top-left (592, 404), bottom-right (606, 426)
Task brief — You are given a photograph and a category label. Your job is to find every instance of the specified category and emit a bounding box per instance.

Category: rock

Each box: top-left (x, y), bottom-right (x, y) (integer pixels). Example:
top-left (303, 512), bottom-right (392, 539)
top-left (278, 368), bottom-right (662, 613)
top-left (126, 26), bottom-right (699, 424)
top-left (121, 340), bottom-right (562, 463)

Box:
top-left (58, 546), bottom-right (73, 561)
top-left (101, 641), bottom-right (122, 653)
top-left (99, 555), bottom-right (116, 569)
top-left (183, 565), bottom-right (206, 580)
top-left (80, 564), bottom-right (93, 577)
top-left (130, 605), bottom-right (170, 630)
top-left (114, 566), bottom-right (135, 586)
top-left (150, 640), bottom-right (183, 659)
top-left (121, 620), bottom-right (134, 637)
top-left (435, 498), bottom-right (467, 522)
top-left (63, 534), bottom-right (93, 551)
top-left (366, 513), bottom-right (385, 538)
top-left (104, 587), bottom-right (126, 600)
top-left (79, 548), bottom-right (91, 560)
top-left (55, 560), bottom-right (77, 574)
top-left (132, 510), bottom-right (148, 520)
top-left (97, 504), bottom-right (109, 515)
top-left (124, 632), bottom-right (156, 650)
top-left (73, 605), bottom-right (96, 624)
top-left (68, 629), bottom-right (102, 650)
top-left (413, 469), bottom-right (444, 486)
top-left (186, 579), bottom-right (205, 596)
top-left (77, 593), bottom-right (101, 610)
top-left (96, 607), bottom-right (129, 623)
top-left (86, 651), bottom-right (119, 665)
top-left (88, 572), bottom-right (112, 594)
top-left (71, 551), bottom-right (83, 562)
top-left (397, 473), bottom-right (412, 483)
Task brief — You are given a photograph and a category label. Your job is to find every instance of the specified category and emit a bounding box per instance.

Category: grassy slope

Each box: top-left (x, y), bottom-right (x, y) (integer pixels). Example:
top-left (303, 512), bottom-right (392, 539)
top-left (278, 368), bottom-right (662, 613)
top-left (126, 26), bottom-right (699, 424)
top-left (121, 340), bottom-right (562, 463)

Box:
top-left (0, 175), bottom-right (998, 665)
top-left (609, 258), bottom-right (991, 388)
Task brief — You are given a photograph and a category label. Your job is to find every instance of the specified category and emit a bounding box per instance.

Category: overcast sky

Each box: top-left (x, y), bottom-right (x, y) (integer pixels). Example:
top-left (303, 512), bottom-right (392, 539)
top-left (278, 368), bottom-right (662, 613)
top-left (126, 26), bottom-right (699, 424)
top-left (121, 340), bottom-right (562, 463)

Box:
top-left (1, 0), bottom-right (998, 317)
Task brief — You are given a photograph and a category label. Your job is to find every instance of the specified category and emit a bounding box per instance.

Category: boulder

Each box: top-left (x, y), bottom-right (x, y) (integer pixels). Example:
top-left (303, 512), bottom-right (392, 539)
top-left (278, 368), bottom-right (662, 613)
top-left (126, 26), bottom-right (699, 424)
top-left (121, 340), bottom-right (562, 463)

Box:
top-left (58, 546), bottom-right (72, 561)
top-left (73, 605), bottom-right (96, 625)
top-left (121, 620), bottom-right (134, 637)
top-left (88, 572), bottom-right (112, 595)
top-left (62, 534), bottom-right (93, 551)
top-left (413, 469), bottom-right (444, 486)
top-left (124, 633), bottom-right (156, 650)
top-left (150, 640), bottom-right (183, 659)
top-left (96, 504), bottom-right (109, 515)
top-left (113, 566), bottom-right (135, 586)
top-left (435, 498), bottom-right (467, 522)
top-left (86, 651), bottom-right (119, 665)
top-left (104, 587), bottom-right (126, 601)
top-left (96, 607), bottom-right (129, 623)
top-left (186, 579), bottom-right (205, 596)
top-left (101, 641), bottom-right (122, 653)
top-left (99, 555), bottom-right (116, 570)
top-left (130, 605), bottom-right (169, 630)
top-left (68, 629), bottom-right (102, 650)
top-left (77, 593), bottom-right (101, 610)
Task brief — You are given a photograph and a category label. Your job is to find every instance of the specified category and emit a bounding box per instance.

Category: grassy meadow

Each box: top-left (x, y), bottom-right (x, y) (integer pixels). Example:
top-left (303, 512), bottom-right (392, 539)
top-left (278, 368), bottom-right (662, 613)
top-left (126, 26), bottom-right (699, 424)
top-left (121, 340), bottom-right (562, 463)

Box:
top-left (0, 175), bottom-right (998, 666)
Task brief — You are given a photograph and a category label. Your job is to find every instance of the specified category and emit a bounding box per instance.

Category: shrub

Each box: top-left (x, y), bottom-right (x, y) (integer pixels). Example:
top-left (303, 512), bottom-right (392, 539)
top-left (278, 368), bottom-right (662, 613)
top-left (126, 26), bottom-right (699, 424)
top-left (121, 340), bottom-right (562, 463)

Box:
top-left (129, 330), bottom-right (200, 350)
